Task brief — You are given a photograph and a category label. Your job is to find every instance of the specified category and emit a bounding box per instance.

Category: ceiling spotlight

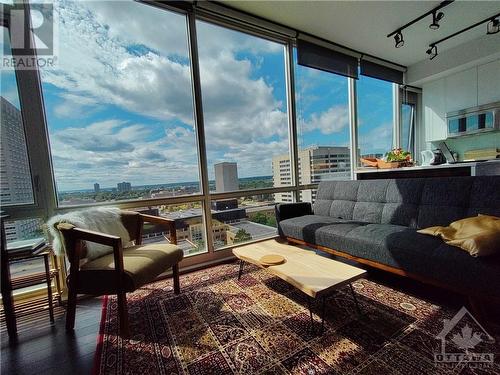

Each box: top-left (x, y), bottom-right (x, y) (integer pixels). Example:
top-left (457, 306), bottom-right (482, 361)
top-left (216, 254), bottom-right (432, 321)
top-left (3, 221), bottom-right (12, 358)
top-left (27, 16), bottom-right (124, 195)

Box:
top-left (429, 11), bottom-right (444, 30)
top-left (487, 18), bottom-right (499, 34)
top-left (394, 31), bottom-right (404, 48)
top-left (426, 45), bottom-right (438, 60)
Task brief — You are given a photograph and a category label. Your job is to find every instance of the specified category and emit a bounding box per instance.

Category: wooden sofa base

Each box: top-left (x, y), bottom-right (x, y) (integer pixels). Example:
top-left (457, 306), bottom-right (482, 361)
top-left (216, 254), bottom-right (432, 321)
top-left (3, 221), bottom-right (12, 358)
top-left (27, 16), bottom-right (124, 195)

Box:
top-left (286, 237), bottom-right (500, 331)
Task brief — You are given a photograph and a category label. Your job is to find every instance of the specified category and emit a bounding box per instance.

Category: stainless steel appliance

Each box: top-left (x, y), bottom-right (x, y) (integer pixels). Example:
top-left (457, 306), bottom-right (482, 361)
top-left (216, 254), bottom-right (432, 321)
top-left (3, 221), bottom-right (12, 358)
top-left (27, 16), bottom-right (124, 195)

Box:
top-left (446, 101), bottom-right (500, 138)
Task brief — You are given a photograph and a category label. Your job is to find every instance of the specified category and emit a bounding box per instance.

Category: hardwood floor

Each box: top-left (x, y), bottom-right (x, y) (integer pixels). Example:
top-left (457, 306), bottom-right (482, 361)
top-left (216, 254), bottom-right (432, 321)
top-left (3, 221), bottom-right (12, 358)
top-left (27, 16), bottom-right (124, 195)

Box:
top-left (1, 298), bottom-right (102, 375)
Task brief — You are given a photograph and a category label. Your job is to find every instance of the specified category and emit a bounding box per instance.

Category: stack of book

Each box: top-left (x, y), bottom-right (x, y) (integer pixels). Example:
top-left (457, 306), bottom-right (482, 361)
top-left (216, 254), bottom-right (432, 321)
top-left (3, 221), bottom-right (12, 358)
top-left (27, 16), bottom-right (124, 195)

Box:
top-left (6, 238), bottom-right (47, 257)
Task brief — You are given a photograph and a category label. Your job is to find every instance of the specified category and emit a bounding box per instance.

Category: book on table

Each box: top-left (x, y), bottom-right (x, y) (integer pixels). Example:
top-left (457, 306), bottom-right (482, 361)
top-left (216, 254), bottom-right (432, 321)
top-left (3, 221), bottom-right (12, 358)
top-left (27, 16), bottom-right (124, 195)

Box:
top-left (6, 238), bottom-right (47, 257)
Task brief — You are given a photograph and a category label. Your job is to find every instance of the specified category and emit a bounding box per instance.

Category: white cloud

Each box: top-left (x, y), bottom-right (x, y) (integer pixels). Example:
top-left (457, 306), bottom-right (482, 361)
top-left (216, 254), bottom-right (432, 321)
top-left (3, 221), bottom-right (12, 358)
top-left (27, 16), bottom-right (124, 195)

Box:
top-left (359, 122), bottom-right (393, 154)
top-left (301, 105), bottom-right (349, 135)
top-left (40, 0), bottom-right (290, 190)
top-left (50, 119), bottom-right (201, 189)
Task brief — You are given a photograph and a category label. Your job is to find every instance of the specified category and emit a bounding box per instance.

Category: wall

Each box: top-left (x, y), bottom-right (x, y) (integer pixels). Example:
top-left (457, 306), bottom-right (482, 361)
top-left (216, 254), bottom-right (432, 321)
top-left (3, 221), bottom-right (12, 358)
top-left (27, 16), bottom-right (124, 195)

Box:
top-left (442, 133), bottom-right (500, 161)
top-left (420, 59), bottom-right (500, 160)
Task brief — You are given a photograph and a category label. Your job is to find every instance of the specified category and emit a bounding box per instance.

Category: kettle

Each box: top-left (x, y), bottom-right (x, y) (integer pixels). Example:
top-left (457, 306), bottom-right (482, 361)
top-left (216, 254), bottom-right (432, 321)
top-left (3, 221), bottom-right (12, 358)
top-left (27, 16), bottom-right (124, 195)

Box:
top-left (421, 150), bottom-right (434, 166)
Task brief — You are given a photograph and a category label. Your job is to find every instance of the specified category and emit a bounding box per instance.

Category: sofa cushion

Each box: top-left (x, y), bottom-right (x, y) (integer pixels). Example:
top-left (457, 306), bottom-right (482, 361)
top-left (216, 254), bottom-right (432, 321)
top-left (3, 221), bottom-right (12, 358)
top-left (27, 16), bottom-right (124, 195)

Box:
top-left (316, 222), bottom-right (500, 297)
top-left (312, 176), bottom-right (500, 229)
top-left (467, 176), bottom-right (500, 218)
top-left (425, 243), bottom-right (500, 297)
top-left (417, 177), bottom-right (473, 229)
top-left (381, 179), bottom-right (425, 228)
top-left (279, 215), bottom-right (362, 244)
top-left (79, 243), bottom-right (183, 294)
top-left (316, 224), bottom-right (443, 270)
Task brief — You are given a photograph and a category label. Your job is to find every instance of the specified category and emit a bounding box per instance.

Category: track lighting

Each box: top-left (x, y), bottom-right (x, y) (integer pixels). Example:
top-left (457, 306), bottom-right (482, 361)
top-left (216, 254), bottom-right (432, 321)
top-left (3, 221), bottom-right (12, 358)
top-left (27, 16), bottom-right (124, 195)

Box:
top-left (387, 1), bottom-right (454, 44)
top-left (429, 11), bottom-right (444, 30)
top-left (487, 18), bottom-right (499, 34)
top-left (394, 31), bottom-right (404, 48)
top-left (426, 12), bottom-right (499, 61)
top-left (426, 45), bottom-right (438, 60)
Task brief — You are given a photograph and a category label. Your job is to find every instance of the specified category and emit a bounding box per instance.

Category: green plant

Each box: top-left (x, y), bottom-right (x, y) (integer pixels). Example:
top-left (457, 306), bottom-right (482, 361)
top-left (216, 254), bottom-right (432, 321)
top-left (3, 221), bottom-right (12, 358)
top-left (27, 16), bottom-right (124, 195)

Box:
top-left (385, 148), bottom-right (412, 162)
top-left (234, 229), bottom-right (252, 243)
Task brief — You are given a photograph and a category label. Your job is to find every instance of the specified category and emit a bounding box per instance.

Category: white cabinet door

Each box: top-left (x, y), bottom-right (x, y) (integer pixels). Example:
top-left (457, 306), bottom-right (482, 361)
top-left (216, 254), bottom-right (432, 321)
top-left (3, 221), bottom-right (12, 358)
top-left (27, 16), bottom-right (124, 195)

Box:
top-left (478, 60), bottom-right (500, 106)
top-left (423, 78), bottom-right (446, 142)
top-left (444, 67), bottom-right (478, 113)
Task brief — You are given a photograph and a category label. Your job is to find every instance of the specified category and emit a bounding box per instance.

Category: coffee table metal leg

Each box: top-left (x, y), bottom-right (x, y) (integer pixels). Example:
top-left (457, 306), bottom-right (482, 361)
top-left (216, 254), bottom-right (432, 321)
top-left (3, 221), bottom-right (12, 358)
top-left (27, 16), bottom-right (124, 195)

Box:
top-left (349, 283), bottom-right (362, 315)
top-left (307, 297), bottom-right (314, 334)
top-left (238, 260), bottom-right (244, 280)
top-left (320, 296), bottom-right (326, 334)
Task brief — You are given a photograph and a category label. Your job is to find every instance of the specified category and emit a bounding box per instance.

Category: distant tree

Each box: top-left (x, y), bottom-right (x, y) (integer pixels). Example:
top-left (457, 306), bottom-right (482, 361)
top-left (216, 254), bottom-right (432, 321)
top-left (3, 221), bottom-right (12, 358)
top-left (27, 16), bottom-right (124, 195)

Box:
top-left (251, 212), bottom-right (277, 228)
top-left (234, 229), bottom-right (252, 243)
top-left (266, 216), bottom-right (277, 228)
top-left (252, 212), bottom-right (268, 225)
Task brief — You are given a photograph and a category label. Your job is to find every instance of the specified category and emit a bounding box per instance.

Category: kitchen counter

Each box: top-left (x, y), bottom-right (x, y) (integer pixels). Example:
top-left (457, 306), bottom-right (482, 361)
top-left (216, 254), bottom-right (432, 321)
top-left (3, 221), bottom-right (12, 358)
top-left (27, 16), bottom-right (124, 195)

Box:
top-left (354, 160), bottom-right (499, 179)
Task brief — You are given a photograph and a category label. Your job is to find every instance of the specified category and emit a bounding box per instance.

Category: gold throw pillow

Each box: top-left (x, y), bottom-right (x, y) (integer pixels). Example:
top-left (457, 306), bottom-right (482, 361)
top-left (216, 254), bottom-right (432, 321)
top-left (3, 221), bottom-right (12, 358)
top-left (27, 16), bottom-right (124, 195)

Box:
top-left (418, 214), bottom-right (500, 257)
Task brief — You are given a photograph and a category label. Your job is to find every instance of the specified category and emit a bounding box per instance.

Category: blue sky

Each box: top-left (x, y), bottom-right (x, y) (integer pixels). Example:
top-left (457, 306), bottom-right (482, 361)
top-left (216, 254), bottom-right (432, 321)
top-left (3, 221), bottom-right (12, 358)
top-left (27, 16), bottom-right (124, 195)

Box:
top-left (1, 0), bottom-right (394, 192)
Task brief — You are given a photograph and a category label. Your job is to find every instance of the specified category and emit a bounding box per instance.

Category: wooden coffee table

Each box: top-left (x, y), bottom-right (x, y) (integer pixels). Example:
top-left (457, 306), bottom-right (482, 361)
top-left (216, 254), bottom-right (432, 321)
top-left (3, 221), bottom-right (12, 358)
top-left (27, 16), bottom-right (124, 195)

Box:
top-left (233, 239), bottom-right (367, 333)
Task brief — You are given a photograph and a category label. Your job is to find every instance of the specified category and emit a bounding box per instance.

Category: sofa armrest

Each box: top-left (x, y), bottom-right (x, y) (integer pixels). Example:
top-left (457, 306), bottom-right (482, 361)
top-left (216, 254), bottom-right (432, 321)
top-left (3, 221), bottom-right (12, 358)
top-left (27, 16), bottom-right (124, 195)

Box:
top-left (275, 202), bottom-right (313, 237)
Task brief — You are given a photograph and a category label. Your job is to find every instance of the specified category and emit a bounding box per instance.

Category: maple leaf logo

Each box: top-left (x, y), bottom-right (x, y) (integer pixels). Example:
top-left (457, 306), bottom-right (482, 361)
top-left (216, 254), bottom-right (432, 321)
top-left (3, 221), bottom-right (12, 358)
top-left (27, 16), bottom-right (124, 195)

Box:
top-left (451, 325), bottom-right (482, 353)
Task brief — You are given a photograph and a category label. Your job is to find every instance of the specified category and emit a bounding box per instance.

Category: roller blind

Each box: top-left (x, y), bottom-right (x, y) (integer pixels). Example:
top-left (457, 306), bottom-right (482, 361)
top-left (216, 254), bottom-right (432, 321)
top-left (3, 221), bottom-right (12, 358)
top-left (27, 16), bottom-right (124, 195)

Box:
top-left (297, 39), bottom-right (358, 79)
top-left (360, 60), bottom-right (404, 84)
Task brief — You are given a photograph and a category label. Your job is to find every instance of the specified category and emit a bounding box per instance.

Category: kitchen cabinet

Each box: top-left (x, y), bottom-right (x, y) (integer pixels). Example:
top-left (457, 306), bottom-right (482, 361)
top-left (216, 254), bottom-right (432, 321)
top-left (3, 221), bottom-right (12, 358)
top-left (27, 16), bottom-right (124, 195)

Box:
top-left (478, 60), bottom-right (500, 106)
top-left (423, 78), bottom-right (447, 142)
top-left (444, 67), bottom-right (477, 112)
top-left (422, 60), bottom-right (500, 143)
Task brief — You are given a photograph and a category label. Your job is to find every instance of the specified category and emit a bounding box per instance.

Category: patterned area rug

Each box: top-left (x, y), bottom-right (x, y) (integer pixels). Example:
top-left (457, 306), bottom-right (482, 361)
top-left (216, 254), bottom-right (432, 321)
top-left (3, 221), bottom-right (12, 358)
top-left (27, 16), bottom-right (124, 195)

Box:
top-left (93, 262), bottom-right (499, 374)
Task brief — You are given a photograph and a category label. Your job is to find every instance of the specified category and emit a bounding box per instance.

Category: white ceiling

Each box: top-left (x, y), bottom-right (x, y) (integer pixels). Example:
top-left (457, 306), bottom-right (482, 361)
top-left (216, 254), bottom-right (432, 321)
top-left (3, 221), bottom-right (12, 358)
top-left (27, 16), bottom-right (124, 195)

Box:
top-left (222, 0), bottom-right (500, 67)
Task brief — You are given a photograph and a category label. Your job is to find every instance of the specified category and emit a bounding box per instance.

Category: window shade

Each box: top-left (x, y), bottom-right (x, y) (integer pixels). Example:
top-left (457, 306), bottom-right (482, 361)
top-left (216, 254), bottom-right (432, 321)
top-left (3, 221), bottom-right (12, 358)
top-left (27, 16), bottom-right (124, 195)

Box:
top-left (360, 60), bottom-right (404, 84)
top-left (297, 39), bottom-right (358, 79)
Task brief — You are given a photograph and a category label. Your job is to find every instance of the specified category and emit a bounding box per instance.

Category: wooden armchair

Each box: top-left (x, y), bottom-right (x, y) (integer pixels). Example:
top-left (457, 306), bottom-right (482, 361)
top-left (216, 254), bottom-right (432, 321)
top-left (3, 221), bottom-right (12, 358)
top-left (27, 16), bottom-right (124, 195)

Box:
top-left (57, 210), bottom-right (183, 337)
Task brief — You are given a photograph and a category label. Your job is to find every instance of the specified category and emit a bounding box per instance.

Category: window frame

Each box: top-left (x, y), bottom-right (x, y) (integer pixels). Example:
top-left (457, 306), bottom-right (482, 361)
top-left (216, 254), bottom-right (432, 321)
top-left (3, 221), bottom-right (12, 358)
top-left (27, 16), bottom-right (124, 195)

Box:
top-left (1, 4), bottom-right (56, 222)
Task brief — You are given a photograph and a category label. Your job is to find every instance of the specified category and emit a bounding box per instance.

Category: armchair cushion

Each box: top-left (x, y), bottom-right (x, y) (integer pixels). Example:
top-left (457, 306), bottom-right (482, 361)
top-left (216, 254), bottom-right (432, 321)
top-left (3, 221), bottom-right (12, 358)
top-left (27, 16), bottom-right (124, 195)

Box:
top-left (78, 243), bottom-right (183, 294)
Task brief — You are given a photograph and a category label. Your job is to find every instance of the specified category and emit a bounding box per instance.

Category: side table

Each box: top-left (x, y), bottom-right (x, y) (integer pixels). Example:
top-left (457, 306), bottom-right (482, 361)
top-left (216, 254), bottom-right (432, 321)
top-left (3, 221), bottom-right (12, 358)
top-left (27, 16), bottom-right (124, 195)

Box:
top-left (1, 247), bottom-right (61, 338)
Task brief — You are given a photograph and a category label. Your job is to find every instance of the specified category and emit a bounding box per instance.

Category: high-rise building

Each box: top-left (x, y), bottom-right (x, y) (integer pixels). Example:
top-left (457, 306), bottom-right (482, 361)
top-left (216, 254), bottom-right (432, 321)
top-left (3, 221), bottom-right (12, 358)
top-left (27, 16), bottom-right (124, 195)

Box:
top-left (1, 97), bottom-right (39, 242)
top-left (117, 181), bottom-right (131, 192)
top-left (1, 97), bottom-right (33, 205)
top-left (272, 146), bottom-right (350, 203)
top-left (94, 183), bottom-right (100, 193)
top-left (214, 162), bottom-right (238, 192)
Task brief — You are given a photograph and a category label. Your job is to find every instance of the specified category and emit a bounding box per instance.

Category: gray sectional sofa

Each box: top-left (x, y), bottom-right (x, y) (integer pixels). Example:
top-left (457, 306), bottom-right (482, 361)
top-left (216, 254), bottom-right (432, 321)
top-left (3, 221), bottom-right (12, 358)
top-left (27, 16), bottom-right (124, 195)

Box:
top-left (276, 176), bottom-right (500, 301)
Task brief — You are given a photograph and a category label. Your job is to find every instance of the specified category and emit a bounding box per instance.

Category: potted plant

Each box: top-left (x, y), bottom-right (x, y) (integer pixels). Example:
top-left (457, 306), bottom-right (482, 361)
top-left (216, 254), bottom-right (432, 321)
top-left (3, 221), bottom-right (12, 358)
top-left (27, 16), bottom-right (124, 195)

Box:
top-left (378, 148), bottom-right (413, 169)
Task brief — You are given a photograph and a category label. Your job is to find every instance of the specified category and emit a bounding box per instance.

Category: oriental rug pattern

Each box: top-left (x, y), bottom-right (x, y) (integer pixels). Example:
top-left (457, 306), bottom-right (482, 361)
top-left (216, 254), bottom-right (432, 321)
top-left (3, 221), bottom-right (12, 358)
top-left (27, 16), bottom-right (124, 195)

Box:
top-left (93, 262), bottom-right (499, 374)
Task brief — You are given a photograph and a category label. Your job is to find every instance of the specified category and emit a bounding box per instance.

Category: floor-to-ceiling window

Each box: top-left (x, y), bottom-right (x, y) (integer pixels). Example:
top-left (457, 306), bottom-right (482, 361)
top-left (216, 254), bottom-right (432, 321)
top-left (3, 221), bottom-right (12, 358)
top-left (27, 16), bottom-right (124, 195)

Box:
top-left (1, 25), bottom-right (45, 283)
top-left (401, 89), bottom-right (418, 157)
top-left (294, 49), bottom-right (350, 203)
top-left (196, 20), bottom-right (291, 249)
top-left (36, 1), bottom-right (201, 206)
top-left (356, 76), bottom-right (395, 163)
top-left (31, 1), bottom-right (207, 255)
top-left (197, 20), bottom-right (290, 193)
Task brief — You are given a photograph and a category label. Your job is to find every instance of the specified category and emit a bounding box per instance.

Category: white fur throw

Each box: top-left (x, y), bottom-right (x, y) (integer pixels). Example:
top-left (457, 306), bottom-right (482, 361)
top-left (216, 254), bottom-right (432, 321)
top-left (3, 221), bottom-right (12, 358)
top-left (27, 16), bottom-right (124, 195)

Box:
top-left (47, 207), bottom-right (132, 260)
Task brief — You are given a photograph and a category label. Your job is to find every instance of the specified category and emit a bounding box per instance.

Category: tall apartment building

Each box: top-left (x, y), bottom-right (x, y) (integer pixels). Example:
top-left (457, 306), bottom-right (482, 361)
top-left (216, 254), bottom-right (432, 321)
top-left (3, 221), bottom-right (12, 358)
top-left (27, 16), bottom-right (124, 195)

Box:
top-left (214, 162), bottom-right (238, 192)
top-left (117, 181), bottom-right (131, 192)
top-left (94, 183), bottom-right (100, 193)
top-left (1, 97), bottom-right (39, 241)
top-left (272, 146), bottom-right (350, 203)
